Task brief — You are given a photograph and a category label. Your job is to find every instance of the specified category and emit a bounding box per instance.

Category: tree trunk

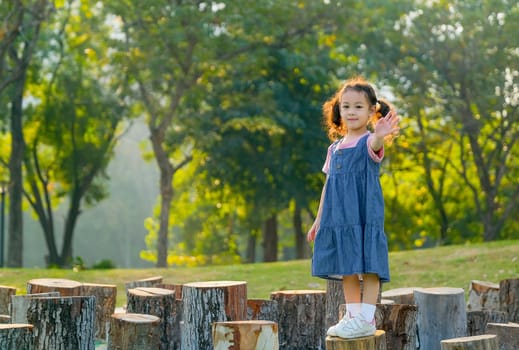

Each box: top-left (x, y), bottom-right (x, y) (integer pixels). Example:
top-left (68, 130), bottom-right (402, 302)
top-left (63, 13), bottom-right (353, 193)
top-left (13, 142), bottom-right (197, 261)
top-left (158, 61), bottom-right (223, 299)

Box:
top-left (246, 299), bottom-right (278, 322)
top-left (270, 289), bottom-right (327, 350)
top-left (263, 215), bottom-right (278, 262)
top-left (325, 330), bottom-right (386, 350)
top-left (375, 303), bottom-right (417, 350)
top-left (467, 310), bottom-right (508, 336)
top-left (7, 74), bottom-right (25, 268)
top-left (10, 292), bottom-right (60, 323)
top-left (81, 282), bottom-right (117, 342)
top-left (108, 313), bottom-right (161, 350)
top-left (246, 231), bottom-right (257, 263)
top-left (414, 287), bottom-right (467, 350)
top-left (485, 322), bottom-right (519, 350)
top-left (293, 202), bottom-right (307, 259)
top-left (467, 280), bottom-right (500, 311)
top-left (440, 334), bottom-right (498, 350)
top-left (0, 324), bottom-right (34, 350)
top-left (126, 287), bottom-right (179, 350)
top-left (0, 285), bottom-right (16, 315)
top-left (26, 295), bottom-right (96, 350)
top-left (499, 278), bottom-right (519, 323)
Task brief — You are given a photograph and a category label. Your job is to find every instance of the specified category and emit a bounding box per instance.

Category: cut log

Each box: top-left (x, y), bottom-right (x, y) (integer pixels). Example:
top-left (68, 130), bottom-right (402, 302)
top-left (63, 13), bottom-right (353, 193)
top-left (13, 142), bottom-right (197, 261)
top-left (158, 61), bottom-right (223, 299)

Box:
top-left (108, 313), bottom-right (161, 350)
top-left (381, 287), bottom-right (420, 305)
top-left (485, 322), bottom-right (519, 350)
top-left (247, 299), bottom-right (278, 322)
top-left (125, 275), bottom-right (163, 292)
top-left (81, 282), bottom-right (117, 342)
top-left (440, 334), bottom-right (498, 350)
top-left (157, 283), bottom-right (183, 300)
top-left (467, 310), bottom-right (508, 336)
top-left (0, 315), bottom-right (10, 324)
top-left (10, 292), bottom-right (60, 323)
top-left (26, 295), bottom-right (96, 350)
top-left (271, 289), bottom-right (327, 350)
top-left (375, 303), bottom-right (417, 350)
top-left (0, 324), bottom-right (34, 350)
top-left (212, 320), bottom-right (279, 350)
top-left (182, 281), bottom-right (247, 350)
top-left (326, 280), bottom-right (344, 329)
top-left (0, 285), bottom-right (16, 315)
top-left (499, 278), bottom-right (519, 322)
top-left (325, 330), bottom-right (386, 350)
top-left (467, 280), bottom-right (500, 311)
top-left (414, 287), bottom-right (467, 350)
top-left (26, 278), bottom-right (82, 296)
top-left (127, 287), bottom-right (179, 350)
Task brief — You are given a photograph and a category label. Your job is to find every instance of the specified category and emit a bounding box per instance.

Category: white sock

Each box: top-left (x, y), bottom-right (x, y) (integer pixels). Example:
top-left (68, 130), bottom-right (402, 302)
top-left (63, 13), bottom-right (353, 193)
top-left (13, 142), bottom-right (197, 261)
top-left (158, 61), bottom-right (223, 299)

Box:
top-left (360, 303), bottom-right (376, 322)
top-left (346, 303), bottom-right (361, 318)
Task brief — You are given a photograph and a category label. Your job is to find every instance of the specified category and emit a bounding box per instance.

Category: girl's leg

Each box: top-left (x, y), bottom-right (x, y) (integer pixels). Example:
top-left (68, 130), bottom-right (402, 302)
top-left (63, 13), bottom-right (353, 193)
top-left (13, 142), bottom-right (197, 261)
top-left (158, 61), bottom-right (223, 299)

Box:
top-left (360, 273), bottom-right (380, 322)
top-left (343, 274), bottom-right (362, 318)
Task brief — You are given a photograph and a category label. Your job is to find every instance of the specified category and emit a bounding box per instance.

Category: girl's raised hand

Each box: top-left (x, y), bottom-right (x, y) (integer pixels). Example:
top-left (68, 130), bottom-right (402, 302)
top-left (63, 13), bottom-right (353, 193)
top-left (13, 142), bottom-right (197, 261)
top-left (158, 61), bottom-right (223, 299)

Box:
top-left (374, 110), bottom-right (400, 138)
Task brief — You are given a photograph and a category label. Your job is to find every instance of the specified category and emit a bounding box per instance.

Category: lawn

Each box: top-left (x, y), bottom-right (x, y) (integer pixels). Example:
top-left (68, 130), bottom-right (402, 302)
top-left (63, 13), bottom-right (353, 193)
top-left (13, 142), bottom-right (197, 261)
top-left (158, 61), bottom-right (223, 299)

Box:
top-left (0, 239), bottom-right (517, 307)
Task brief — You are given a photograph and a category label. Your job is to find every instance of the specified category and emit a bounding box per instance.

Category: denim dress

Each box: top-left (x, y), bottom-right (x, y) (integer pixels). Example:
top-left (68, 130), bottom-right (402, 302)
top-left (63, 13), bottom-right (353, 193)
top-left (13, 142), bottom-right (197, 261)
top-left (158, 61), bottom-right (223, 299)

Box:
top-left (312, 134), bottom-right (390, 282)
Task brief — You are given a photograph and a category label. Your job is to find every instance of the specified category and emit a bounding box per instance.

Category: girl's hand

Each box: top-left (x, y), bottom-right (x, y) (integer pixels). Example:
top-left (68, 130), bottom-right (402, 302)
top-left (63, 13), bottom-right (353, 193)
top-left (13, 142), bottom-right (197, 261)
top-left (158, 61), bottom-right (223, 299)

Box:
top-left (307, 222), bottom-right (318, 242)
top-left (374, 110), bottom-right (400, 138)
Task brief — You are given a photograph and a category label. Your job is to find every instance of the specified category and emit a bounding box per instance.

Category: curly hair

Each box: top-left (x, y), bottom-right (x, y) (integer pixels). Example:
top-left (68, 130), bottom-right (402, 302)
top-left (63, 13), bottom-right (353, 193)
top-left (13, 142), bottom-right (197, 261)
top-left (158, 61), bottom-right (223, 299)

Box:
top-left (323, 77), bottom-right (394, 141)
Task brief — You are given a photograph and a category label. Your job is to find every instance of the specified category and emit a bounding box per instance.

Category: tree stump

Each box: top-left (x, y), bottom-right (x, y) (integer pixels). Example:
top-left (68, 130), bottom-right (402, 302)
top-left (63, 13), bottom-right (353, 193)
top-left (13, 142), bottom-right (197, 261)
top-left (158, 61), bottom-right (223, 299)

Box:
top-left (485, 322), bottom-right (519, 350)
top-left (0, 324), bottom-right (34, 350)
top-left (26, 278), bottom-right (82, 296)
top-left (81, 282), bottom-right (117, 342)
top-left (414, 287), bottom-right (466, 350)
top-left (499, 278), bottom-right (519, 322)
top-left (26, 295), bottom-right (96, 350)
top-left (325, 330), bottom-right (386, 350)
top-left (212, 320), bottom-right (279, 350)
top-left (125, 275), bottom-right (163, 292)
top-left (467, 310), bottom-right (508, 336)
top-left (182, 281), bottom-right (247, 350)
top-left (467, 280), bottom-right (500, 311)
top-left (247, 299), bottom-right (278, 322)
top-left (381, 287), bottom-right (420, 305)
top-left (0, 315), bottom-right (10, 324)
top-left (271, 289), bottom-right (326, 350)
top-left (108, 313), bottom-right (161, 350)
top-left (10, 292), bottom-right (60, 323)
top-left (157, 283), bottom-right (184, 300)
top-left (127, 287), bottom-right (179, 350)
top-left (0, 285), bottom-right (16, 315)
top-left (326, 280), bottom-right (344, 329)
top-left (375, 303), bottom-right (417, 350)
top-left (440, 334), bottom-right (498, 350)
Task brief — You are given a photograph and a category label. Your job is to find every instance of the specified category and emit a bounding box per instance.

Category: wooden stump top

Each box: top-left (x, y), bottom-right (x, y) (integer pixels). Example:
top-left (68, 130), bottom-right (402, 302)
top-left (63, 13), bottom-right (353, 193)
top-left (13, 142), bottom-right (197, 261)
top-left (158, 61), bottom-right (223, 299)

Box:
top-left (271, 289), bottom-right (326, 296)
top-left (127, 287), bottom-right (175, 297)
top-left (183, 281), bottom-right (247, 289)
top-left (441, 334), bottom-right (496, 343)
top-left (27, 278), bottom-right (82, 296)
top-left (0, 323), bottom-right (34, 330)
top-left (415, 287), bottom-right (464, 295)
top-left (111, 313), bottom-right (160, 324)
top-left (214, 320), bottom-right (277, 327)
top-left (382, 287), bottom-right (421, 296)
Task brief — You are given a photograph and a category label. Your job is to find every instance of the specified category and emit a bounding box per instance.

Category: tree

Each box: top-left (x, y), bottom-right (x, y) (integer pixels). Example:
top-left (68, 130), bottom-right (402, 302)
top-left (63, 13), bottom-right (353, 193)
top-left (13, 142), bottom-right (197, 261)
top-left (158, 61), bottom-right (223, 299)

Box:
top-left (0, 0), bottom-right (53, 267)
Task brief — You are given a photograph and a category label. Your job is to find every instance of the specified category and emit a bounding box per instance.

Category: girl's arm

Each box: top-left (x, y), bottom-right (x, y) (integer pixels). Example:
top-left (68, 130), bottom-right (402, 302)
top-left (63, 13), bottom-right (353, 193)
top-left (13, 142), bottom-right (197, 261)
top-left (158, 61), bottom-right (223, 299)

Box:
top-left (307, 176), bottom-right (328, 242)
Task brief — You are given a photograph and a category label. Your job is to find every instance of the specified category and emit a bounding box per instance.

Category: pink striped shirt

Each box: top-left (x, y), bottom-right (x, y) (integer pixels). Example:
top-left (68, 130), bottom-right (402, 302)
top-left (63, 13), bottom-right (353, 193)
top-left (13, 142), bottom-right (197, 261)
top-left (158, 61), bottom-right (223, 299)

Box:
top-left (322, 132), bottom-right (384, 174)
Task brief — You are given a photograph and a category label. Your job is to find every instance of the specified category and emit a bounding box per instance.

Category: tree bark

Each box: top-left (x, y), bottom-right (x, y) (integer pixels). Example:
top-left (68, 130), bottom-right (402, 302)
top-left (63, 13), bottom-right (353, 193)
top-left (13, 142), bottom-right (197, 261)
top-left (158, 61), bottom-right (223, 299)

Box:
top-left (485, 322), bottom-right (519, 350)
top-left (271, 289), bottom-right (327, 350)
top-left (375, 303), bottom-right (417, 350)
top-left (263, 215), bottom-right (278, 262)
top-left (125, 275), bottom-right (163, 292)
top-left (127, 287), bottom-right (179, 350)
top-left (0, 324), bottom-right (34, 350)
top-left (0, 285), bottom-right (16, 315)
top-left (182, 281), bottom-right (247, 350)
top-left (81, 282), bottom-right (117, 342)
top-left (26, 295), bottom-right (96, 350)
top-left (247, 299), bottom-right (278, 322)
top-left (326, 279), bottom-right (344, 329)
top-left (499, 278), bottom-right (519, 323)
top-left (467, 280), bottom-right (500, 311)
top-left (10, 292), bottom-right (59, 323)
top-left (414, 287), bottom-right (466, 350)
top-left (293, 202), bottom-right (308, 259)
top-left (108, 313), bottom-right (161, 350)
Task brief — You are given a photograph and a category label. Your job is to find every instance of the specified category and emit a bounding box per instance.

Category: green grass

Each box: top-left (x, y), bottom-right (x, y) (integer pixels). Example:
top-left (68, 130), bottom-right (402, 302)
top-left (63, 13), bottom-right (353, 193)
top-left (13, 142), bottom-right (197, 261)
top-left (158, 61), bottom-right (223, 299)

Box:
top-left (0, 240), bottom-right (517, 307)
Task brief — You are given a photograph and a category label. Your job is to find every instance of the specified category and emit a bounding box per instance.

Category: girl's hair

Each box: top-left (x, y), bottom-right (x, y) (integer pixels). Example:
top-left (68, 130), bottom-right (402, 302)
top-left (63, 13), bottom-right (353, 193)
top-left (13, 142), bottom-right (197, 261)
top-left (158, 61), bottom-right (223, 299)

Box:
top-left (323, 77), bottom-right (395, 141)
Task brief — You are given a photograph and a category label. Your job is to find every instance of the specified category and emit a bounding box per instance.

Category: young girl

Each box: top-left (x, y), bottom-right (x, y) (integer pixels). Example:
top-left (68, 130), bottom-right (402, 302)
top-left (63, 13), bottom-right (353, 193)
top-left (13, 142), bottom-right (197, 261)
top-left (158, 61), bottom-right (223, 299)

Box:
top-left (307, 77), bottom-right (400, 339)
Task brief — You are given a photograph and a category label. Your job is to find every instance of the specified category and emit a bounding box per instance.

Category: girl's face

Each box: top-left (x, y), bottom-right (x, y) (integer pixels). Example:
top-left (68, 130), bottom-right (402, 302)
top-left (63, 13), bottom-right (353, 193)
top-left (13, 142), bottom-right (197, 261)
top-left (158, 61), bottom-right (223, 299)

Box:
top-left (339, 89), bottom-right (375, 135)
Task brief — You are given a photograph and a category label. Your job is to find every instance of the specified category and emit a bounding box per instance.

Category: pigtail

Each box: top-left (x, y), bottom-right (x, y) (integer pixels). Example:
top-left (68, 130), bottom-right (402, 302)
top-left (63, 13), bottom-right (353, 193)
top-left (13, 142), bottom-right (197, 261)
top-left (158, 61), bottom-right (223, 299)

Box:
top-left (322, 91), bottom-right (346, 140)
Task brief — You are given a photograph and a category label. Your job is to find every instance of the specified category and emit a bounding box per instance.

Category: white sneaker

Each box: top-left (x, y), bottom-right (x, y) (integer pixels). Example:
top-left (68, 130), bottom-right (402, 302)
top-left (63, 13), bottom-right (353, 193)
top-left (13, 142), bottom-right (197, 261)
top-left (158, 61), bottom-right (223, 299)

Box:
top-left (326, 312), bottom-right (351, 337)
top-left (334, 315), bottom-right (376, 339)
